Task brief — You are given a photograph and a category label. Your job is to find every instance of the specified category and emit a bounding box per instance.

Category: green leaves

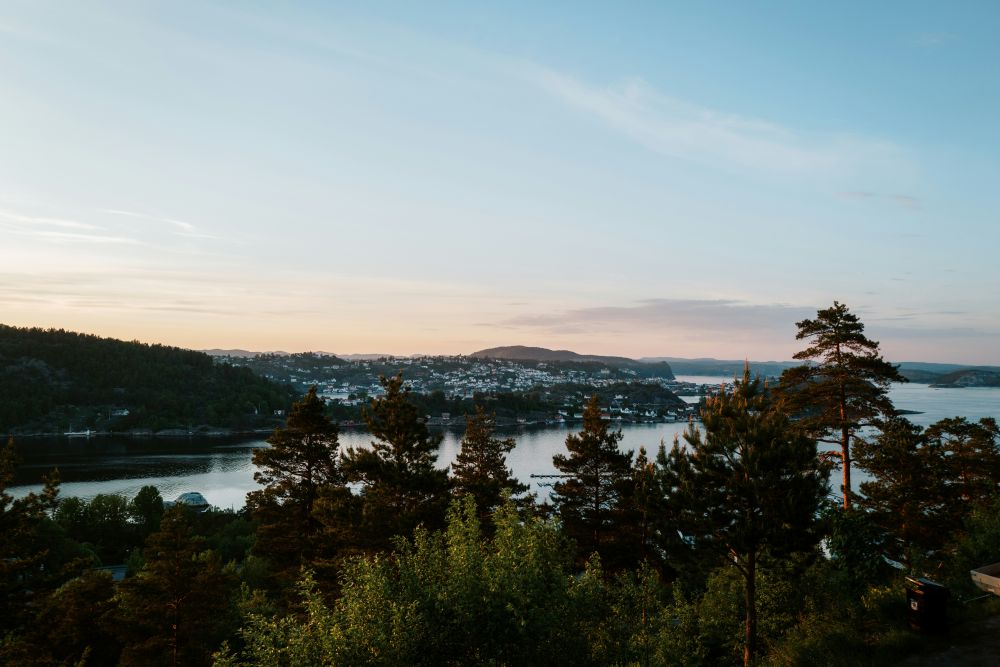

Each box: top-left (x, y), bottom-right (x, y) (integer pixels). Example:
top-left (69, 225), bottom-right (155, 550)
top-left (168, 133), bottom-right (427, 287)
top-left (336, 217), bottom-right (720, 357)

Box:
top-left (219, 497), bottom-right (602, 667)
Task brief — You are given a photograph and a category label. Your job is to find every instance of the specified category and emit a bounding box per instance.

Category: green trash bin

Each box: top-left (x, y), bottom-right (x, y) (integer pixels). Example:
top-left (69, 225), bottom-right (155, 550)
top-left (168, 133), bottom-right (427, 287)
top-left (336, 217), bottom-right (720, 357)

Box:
top-left (906, 577), bottom-right (948, 632)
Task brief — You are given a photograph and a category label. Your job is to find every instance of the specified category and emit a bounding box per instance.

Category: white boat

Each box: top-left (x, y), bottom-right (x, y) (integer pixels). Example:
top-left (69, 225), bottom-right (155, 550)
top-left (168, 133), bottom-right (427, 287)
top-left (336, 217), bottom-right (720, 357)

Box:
top-left (970, 562), bottom-right (1000, 596)
top-left (64, 429), bottom-right (93, 438)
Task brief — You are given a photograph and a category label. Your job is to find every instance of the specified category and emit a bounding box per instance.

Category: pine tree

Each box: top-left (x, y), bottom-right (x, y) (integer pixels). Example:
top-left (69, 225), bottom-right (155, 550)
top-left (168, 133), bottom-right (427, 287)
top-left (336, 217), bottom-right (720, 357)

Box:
top-left (925, 416), bottom-right (1000, 508)
top-left (856, 416), bottom-right (1000, 570)
top-left (550, 395), bottom-right (634, 568)
top-left (0, 437), bottom-right (64, 639)
top-left (778, 301), bottom-right (904, 509)
top-left (116, 507), bottom-right (237, 667)
top-left (340, 374), bottom-right (452, 549)
top-left (246, 386), bottom-right (343, 586)
top-left (452, 406), bottom-right (530, 524)
top-left (854, 417), bottom-right (947, 567)
top-left (661, 368), bottom-right (827, 667)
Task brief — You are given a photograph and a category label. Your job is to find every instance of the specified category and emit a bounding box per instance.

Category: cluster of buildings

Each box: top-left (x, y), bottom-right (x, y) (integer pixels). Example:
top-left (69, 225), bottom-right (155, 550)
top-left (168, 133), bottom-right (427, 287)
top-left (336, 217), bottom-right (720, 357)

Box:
top-left (219, 353), bottom-right (728, 421)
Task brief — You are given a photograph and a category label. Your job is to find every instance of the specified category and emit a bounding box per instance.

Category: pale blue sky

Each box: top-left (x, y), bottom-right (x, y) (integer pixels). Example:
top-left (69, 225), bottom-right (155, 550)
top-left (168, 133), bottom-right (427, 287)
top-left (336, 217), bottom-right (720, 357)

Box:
top-left (1, 1), bottom-right (998, 362)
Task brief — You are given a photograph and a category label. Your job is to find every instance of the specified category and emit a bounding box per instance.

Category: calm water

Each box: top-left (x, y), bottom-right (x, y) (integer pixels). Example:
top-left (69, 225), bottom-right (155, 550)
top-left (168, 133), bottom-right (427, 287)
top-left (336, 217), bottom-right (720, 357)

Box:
top-left (8, 381), bottom-right (998, 509)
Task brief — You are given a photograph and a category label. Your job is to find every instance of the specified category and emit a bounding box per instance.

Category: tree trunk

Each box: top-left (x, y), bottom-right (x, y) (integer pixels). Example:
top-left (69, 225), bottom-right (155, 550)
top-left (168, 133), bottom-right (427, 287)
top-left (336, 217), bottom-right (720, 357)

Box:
top-left (842, 421), bottom-right (851, 510)
top-left (744, 550), bottom-right (757, 667)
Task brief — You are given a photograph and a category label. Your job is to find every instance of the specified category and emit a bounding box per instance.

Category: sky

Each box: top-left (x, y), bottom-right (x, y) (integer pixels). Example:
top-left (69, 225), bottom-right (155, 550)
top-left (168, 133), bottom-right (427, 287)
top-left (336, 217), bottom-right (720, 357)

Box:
top-left (1, 1), bottom-right (998, 363)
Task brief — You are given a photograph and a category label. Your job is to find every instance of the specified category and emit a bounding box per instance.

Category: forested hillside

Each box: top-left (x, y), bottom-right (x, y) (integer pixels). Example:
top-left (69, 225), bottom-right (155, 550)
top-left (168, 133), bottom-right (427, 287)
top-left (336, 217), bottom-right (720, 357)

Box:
top-left (0, 325), bottom-right (296, 434)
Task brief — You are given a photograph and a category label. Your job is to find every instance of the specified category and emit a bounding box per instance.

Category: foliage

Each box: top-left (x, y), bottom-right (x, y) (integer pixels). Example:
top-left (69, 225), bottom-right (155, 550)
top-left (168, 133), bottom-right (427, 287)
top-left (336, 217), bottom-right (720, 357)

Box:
top-left (822, 504), bottom-right (889, 594)
top-left (0, 324), bottom-right (295, 433)
top-left (924, 417), bottom-right (1000, 511)
top-left (247, 387), bottom-right (344, 589)
top-left (551, 395), bottom-right (636, 569)
top-left (777, 301), bottom-right (903, 508)
top-left (949, 494), bottom-right (1000, 594)
top-left (856, 416), bottom-right (1000, 570)
top-left (131, 484), bottom-right (165, 536)
top-left (116, 506), bottom-right (238, 667)
top-left (0, 438), bottom-right (71, 639)
top-left (660, 369), bottom-right (827, 665)
top-left (854, 418), bottom-right (947, 568)
top-left (340, 374), bottom-right (452, 550)
top-left (56, 492), bottom-right (134, 564)
top-left (451, 406), bottom-right (531, 525)
top-left (218, 497), bottom-right (606, 666)
top-left (22, 570), bottom-right (123, 666)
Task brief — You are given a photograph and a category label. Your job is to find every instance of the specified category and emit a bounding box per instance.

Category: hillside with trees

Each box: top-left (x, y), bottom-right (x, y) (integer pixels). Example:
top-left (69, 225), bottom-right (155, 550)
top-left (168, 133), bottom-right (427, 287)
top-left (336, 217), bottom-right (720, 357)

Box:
top-left (0, 325), bottom-right (296, 435)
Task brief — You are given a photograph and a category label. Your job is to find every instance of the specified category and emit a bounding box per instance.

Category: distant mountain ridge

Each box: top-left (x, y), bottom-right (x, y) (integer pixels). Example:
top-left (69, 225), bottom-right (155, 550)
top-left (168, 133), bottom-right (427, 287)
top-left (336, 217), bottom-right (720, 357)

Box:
top-left (470, 345), bottom-right (647, 367)
top-left (468, 346), bottom-right (675, 380)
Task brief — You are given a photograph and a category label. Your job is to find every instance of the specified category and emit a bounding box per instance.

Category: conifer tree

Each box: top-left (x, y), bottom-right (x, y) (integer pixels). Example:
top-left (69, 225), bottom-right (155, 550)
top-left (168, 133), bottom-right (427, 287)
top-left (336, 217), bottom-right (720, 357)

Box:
top-left (856, 416), bottom-right (1000, 567)
top-left (0, 437), bottom-right (64, 640)
top-left (778, 301), bottom-right (903, 509)
top-left (246, 386), bottom-right (343, 585)
top-left (550, 395), bottom-right (634, 567)
top-left (116, 507), bottom-right (236, 667)
top-left (340, 374), bottom-right (452, 549)
top-left (925, 416), bottom-right (1000, 508)
top-left (452, 406), bottom-right (530, 524)
top-left (854, 417), bottom-right (947, 567)
top-left (660, 368), bottom-right (826, 667)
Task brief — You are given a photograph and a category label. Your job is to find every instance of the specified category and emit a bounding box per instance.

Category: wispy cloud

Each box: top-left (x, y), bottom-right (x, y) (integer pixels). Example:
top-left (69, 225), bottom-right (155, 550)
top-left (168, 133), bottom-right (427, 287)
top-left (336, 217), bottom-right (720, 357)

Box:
top-left (0, 208), bottom-right (101, 230)
top-left (0, 207), bottom-right (140, 244)
top-left (837, 191), bottom-right (921, 210)
top-left (100, 208), bottom-right (218, 239)
top-left (514, 63), bottom-right (907, 176)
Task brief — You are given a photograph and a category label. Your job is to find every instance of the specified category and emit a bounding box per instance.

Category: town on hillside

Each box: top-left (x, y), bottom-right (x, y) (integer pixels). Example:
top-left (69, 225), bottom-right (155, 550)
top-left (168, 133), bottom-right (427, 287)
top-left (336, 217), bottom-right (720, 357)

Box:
top-left (215, 351), bottom-right (731, 426)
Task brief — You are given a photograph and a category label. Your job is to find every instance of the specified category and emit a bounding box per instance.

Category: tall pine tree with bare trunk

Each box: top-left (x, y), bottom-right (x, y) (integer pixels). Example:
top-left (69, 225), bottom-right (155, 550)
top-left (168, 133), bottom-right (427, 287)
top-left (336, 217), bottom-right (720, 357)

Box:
top-left (778, 301), bottom-right (903, 509)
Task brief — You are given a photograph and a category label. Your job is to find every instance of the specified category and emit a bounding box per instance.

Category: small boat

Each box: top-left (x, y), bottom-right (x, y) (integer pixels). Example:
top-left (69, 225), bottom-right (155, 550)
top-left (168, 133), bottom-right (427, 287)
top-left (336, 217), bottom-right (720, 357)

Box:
top-left (64, 429), bottom-right (93, 438)
top-left (970, 562), bottom-right (1000, 596)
